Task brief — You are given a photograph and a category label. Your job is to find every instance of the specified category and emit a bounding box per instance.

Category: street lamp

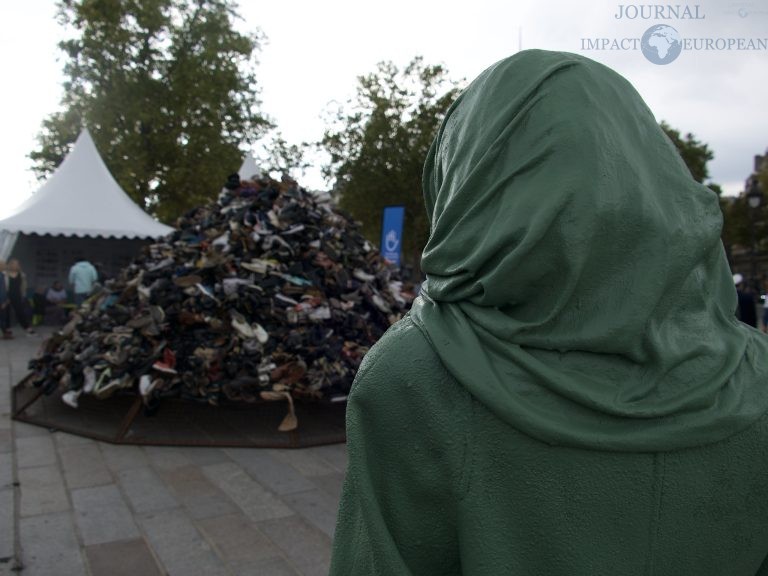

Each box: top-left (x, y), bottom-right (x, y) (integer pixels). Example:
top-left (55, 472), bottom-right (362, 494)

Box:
top-left (747, 177), bottom-right (763, 292)
top-left (747, 177), bottom-right (762, 208)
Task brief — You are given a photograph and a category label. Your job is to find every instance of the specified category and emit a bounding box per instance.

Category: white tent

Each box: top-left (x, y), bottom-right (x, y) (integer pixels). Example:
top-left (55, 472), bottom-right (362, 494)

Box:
top-left (0, 129), bottom-right (174, 289)
top-left (0, 129), bottom-right (173, 241)
top-left (237, 155), bottom-right (263, 181)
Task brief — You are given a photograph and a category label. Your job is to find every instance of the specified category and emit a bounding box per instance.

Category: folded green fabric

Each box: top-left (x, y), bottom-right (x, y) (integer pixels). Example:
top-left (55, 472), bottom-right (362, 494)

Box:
top-left (411, 48), bottom-right (768, 451)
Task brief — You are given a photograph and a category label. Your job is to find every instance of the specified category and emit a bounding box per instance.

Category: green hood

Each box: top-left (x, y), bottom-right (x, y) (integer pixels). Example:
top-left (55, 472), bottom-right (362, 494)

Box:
top-left (410, 49), bottom-right (768, 451)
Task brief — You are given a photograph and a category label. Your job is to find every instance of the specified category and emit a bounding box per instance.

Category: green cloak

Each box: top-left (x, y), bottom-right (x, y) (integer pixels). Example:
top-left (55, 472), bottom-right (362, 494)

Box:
top-left (330, 51), bottom-right (768, 576)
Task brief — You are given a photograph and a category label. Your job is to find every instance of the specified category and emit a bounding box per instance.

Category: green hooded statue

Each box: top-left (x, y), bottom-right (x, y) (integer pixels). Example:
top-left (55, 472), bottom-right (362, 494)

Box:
top-left (330, 50), bottom-right (768, 575)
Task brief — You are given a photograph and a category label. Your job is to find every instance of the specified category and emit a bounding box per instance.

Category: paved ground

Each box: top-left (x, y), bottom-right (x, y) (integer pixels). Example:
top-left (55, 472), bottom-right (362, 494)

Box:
top-left (0, 329), bottom-right (346, 576)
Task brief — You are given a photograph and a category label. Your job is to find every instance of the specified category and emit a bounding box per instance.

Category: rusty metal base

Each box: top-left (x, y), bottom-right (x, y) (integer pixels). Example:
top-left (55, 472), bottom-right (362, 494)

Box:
top-left (12, 380), bottom-right (346, 448)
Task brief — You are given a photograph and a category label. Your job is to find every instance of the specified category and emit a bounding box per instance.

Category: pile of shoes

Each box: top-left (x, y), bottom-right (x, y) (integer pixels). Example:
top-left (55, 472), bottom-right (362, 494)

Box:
top-left (27, 174), bottom-right (416, 430)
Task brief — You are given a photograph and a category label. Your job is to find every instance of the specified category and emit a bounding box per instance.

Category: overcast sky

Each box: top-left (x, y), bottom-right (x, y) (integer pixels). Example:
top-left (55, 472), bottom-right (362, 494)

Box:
top-left (0, 0), bottom-right (766, 218)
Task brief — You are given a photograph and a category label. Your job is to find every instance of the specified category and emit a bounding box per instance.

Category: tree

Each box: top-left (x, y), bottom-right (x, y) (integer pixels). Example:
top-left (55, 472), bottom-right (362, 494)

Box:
top-left (31, 0), bottom-right (271, 222)
top-left (321, 57), bottom-right (461, 276)
top-left (660, 121), bottom-right (714, 184)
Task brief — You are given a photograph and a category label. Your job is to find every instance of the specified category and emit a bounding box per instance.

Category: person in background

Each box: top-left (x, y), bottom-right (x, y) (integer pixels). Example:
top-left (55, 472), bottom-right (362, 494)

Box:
top-left (45, 280), bottom-right (69, 324)
top-left (68, 259), bottom-right (98, 306)
top-left (0, 260), bottom-right (10, 339)
top-left (94, 262), bottom-right (107, 284)
top-left (31, 287), bottom-right (47, 326)
top-left (734, 273), bottom-right (757, 328)
top-left (3, 259), bottom-right (34, 335)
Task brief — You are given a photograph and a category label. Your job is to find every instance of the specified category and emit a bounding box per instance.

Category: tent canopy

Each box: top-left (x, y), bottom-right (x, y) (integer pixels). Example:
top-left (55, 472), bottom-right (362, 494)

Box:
top-left (238, 155), bottom-right (263, 181)
top-left (0, 129), bottom-right (173, 239)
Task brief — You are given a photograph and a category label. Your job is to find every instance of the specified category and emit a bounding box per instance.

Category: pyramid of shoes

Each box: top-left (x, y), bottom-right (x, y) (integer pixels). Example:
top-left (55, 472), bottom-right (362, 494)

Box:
top-left (27, 174), bottom-right (414, 429)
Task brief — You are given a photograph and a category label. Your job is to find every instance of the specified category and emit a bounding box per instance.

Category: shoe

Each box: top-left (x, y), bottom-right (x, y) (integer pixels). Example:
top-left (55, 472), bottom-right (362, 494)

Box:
top-left (196, 283), bottom-right (220, 304)
top-left (173, 274), bottom-right (202, 288)
top-left (83, 367), bottom-right (97, 394)
top-left (92, 367), bottom-right (112, 394)
top-left (259, 390), bottom-right (298, 432)
top-left (153, 349), bottom-right (177, 374)
top-left (353, 269), bottom-right (376, 282)
top-left (230, 311), bottom-right (256, 339)
top-left (137, 284), bottom-right (152, 300)
top-left (62, 390), bottom-right (82, 408)
top-left (139, 374), bottom-right (161, 402)
top-left (253, 323), bottom-right (268, 344)
top-left (94, 374), bottom-right (132, 399)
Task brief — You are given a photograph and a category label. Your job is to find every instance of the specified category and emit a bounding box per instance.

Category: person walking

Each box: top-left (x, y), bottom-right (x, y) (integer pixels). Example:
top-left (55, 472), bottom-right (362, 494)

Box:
top-left (330, 50), bottom-right (768, 576)
top-left (734, 273), bottom-right (758, 328)
top-left (0, 260), bottom-right (10, 339)
top-left (3, 259), bottom-right (34, 335)
top-left (68, 259), bottom-right (98, 306)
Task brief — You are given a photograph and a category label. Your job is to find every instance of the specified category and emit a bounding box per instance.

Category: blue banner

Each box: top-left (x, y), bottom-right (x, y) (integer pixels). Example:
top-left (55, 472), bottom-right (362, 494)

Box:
top-left (380, 205), bottom-right (405, 267)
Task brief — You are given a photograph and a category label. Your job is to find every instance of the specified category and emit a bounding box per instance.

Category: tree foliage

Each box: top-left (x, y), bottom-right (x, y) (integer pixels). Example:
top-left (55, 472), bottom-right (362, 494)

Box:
top-left (321, 57), bottom-right (461, 276)
top-left (721, 162), bottom-right (768, 257)
top-left (660, 121), bottom-right (714, 184)
top-left (31, 0), bottom-right (270, 222)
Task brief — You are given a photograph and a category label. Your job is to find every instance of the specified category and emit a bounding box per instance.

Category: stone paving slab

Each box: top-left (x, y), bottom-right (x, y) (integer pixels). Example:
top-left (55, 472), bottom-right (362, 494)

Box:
top-left (0, 453), bottom-right (11, 490)
top-left (138, 509), bottom-right (229, 576)
top-left (226, 449), bottom-right (317, 495)
top-left (0, 488), bottom-right (13, 561)
top-left (116, 466), bottom-right (180, 514)
top-left (143, 445), bottom-right (194, 471)
top-left (71, 484), bottom-right (140, 546)
top-left (283, 489), bottom-right (341, 538)
top-left (0, 430), bottom-right (11, 454)
top-left (303, 444), bottom-right (348, 473)
top-left (58, 442), bottom-right (113, 489)
top-left (99, 442), bottom-right (150, 472)
top-left (202, 462), bottom-right (294, 523)
top-left (196, 512), bottom-right (286, 569)
top-left (258, 515), bottom-right (333, 576)
top-left (4, 330), bottom-right (347, 576)
top-left (15, 436), bottom-right (57, 469)
top-left (19, 512), bottom-right (87, 576)
top-left (308, 472), bottom-right (345, 502)
top-left (12, 422), bottom-right (47, 439)
top-left (53, 431), bottom-right (94, 447)
top-left (268, 447), bottom-right (340, 477)
top-left (234, 556), bottom-right (301, 576)
top-left (18, 465), bottom-right (70, 517)
top-left (180, 446), bottom-right (232, 467)
top-left (84, 538), bottom-right (163, 576)
top-left (161, 466), bottom-right (241, 520)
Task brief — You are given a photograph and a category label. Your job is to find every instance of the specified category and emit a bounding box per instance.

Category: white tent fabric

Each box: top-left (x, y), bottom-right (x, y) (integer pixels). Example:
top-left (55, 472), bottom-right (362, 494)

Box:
top-left (238, 155), bottom-right (263, 181)
top-left (0, 129), bottom-right (173, 240)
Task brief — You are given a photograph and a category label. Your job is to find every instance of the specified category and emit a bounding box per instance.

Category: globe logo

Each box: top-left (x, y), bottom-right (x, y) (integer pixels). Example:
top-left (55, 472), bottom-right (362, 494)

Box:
top-left (641, 24), bottom-right (683, 65)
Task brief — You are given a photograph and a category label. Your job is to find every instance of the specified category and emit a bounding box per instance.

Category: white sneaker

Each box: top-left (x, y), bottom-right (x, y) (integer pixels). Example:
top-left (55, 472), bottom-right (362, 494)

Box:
top-left (83, 367), bottom-right (97, 394)
top-left (62, 390), bottom-right (81, 409)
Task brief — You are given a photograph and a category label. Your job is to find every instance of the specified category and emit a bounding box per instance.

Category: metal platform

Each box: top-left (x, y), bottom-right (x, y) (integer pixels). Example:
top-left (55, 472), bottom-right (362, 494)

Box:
top-left (12, 378), bottom-right (346, 448)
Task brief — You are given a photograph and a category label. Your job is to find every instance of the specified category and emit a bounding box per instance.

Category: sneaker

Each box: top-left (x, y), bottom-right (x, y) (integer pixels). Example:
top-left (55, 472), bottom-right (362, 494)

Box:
top-left (94, 374), bottom-right (132, 399)
top-left (83, 367), bottom-right (97, 393)
top-left (153, 349), bottom-right (177, 374)
top-left (253, 323), bottom-right (269, 344)
top-left (139, 374), bottom-right (160, 401)
top-left (61, 390), bottom-right (82, 408)
top-left (196, 283), bottom-right (220, 304)
top-left (230, 311), bottom-right (256, 339)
